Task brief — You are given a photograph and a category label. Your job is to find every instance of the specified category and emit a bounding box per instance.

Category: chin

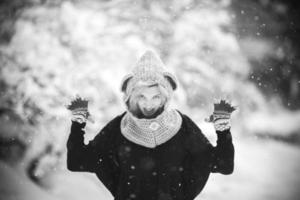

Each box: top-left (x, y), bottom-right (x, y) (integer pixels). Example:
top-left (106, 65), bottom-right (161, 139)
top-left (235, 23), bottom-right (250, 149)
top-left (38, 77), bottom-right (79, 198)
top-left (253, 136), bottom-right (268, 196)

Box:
top-left (142, 113), bottom-right (156, 119)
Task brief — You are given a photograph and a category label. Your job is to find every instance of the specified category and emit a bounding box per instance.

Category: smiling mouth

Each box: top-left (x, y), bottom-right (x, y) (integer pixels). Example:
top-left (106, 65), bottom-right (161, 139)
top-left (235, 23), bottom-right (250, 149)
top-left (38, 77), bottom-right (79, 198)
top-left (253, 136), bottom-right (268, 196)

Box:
top-left (143, 109), bottom-right (156, 116)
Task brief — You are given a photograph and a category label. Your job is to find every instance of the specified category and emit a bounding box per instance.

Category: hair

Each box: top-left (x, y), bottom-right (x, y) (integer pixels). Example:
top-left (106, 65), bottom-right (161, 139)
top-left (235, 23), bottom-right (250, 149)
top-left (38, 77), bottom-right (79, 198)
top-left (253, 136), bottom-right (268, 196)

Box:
top-left (126, 83), bottom-right (170, 118)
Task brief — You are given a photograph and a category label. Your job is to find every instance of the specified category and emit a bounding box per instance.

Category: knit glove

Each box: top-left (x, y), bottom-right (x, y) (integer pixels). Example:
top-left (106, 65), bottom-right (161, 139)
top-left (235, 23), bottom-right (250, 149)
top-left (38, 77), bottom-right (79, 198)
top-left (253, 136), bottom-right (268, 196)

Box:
top-left (66, 96), bottom-right (90, 124)
top-left (205, 99), bottom-right (236, 132)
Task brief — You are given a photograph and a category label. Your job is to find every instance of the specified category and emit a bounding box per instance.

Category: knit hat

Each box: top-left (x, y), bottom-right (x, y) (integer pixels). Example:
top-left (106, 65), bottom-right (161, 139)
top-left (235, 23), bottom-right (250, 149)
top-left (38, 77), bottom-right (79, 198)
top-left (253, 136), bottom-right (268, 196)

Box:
top-left (121, 50), bottom-right (178, 103)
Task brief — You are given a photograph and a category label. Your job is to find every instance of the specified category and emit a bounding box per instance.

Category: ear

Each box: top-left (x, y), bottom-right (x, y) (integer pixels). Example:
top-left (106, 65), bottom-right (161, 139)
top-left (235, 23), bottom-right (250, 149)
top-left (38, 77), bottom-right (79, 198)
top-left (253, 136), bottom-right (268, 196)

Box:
top-left (163, 72), bottom-right (177, 90)
top-left (121, 74), bottom-right (134, 92)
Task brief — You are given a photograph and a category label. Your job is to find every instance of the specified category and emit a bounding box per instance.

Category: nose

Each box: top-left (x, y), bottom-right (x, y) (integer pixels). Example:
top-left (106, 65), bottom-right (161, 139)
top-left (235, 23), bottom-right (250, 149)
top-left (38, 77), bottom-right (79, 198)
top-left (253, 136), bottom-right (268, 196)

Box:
top-left (145, 101), bottom-right (154, 110)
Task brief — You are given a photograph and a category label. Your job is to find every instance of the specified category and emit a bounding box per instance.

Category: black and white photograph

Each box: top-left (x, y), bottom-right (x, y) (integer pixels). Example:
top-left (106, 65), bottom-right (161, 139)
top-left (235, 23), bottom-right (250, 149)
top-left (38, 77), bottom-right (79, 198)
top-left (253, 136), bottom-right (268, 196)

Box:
top-left (0, 0), bottom-right (300, 200)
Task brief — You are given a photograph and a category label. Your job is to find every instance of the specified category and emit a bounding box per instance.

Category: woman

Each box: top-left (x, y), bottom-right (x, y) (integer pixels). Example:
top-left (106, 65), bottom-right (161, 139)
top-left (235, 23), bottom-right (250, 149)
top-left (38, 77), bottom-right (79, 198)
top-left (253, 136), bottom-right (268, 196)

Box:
top-left (66, 50), bottom-right (235, 200)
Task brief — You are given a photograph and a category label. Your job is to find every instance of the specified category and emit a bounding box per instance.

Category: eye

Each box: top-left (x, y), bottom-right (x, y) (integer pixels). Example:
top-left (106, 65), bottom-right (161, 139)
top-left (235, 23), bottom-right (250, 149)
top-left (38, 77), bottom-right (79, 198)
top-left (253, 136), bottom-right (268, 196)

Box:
top-left (138, 94), bottom-right (146, 100)
top-left (153, 95), bottom-right (161, 100)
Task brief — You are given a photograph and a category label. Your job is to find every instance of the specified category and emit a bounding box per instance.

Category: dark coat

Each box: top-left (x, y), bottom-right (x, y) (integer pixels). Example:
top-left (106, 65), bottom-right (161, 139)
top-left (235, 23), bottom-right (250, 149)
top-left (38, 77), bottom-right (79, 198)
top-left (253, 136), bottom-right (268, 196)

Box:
top-left (67, 112), bottom-right (234, 200)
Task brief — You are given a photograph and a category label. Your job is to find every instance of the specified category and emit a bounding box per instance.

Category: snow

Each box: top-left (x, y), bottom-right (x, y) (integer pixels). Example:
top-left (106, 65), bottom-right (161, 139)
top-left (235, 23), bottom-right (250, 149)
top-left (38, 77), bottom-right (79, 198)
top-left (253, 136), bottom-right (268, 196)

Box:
top-left (199, 138), bottom-right (300, 200)
top-left (1, 0), bottom-right (300, 199)
top-left (0, 161), bottom-right (59, 200)
top-left (2, 137), bottom-right (300, 200)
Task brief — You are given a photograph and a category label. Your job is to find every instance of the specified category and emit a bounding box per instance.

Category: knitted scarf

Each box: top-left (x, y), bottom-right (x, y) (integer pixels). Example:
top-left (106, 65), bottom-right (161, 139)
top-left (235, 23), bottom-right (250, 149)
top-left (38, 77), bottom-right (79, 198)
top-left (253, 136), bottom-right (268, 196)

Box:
top-left (120, 109), bottom-right (182, 148)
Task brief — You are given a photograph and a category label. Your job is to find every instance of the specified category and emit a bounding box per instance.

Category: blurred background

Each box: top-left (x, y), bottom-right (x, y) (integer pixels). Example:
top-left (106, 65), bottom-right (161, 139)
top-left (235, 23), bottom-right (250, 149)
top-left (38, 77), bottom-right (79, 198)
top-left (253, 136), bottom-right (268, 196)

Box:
top-left (0, 0), bottom-right (300, 200)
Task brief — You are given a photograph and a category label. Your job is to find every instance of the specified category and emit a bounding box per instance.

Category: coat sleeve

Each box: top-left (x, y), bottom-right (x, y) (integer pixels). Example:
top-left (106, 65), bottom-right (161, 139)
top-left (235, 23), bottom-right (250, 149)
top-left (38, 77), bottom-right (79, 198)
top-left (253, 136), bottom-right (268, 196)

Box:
top-left (210, 129), bottom-right (235, 174)
top-left (66, 115), bottom-right (123, 196)
top-left (183, 114), bottom-right (235, 175)
top-left (66, 121), bottom-right (108, 172)
top-left (181, 114), bottom-right (235, 200)
top-left (66, 114), bottom-right (123, 172)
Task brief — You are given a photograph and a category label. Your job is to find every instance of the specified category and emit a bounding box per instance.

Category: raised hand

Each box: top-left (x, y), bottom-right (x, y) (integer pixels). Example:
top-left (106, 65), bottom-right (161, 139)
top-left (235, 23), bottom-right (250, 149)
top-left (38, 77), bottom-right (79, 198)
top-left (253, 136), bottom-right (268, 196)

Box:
top-left (66, 95), bottom-right (90, 124)
top-left (205, 99), bottom-right (237, 131)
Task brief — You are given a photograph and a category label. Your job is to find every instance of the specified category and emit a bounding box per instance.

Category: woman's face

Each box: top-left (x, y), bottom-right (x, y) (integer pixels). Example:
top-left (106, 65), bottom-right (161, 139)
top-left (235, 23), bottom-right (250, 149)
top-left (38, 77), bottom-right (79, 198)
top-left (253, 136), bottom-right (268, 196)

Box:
top-left (135, 86), bottom-right (165, 118)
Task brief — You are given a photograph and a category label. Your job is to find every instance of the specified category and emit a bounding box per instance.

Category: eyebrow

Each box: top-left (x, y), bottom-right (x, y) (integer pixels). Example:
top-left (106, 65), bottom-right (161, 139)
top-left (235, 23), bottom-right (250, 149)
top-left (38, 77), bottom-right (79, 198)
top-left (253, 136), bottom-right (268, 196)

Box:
top-left (139, 91), bottom-right (161, 97)
top-left (148, 83), bottom-right (159, 88)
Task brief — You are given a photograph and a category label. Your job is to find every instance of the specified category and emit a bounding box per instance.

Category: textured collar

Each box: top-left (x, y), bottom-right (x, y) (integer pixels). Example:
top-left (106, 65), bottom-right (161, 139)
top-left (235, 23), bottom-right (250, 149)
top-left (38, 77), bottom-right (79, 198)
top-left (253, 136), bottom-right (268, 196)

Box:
top-left (120, 109), bottom-right (182, 148)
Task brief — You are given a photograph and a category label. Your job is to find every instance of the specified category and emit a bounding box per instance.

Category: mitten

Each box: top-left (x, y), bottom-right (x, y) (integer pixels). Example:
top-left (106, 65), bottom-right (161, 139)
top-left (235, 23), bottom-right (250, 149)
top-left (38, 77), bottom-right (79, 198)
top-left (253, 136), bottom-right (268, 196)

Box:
top-left (66, 96), bottom-right (90, 124)
top-left (205, 99), bottom-right (236, 132)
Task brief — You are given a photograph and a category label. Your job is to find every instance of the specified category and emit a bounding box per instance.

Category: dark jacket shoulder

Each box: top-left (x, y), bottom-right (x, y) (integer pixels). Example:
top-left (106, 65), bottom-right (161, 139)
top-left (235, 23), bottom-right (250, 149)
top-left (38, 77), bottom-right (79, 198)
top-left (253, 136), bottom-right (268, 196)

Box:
top-left (177, 111), bottom-right (213, 154)
top-left (85, 112), bottom-right (126, 152)
top-left (94, 112), bottom-right (125, 137)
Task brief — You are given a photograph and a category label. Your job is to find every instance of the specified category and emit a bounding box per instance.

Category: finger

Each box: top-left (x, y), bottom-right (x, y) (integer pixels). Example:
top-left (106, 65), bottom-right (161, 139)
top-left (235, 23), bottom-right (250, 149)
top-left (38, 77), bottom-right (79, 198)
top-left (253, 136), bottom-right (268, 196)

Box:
top-left (232, 105), bottom-right (238, 112)
top-left (66, 103), bottom-right (71, 109)
top-left (72, 108), bottom-right (88, 113)
top-left (214, 123), bottom-right (230, 131)
top-left (74, 114), bottom-right (85, 119)
top-left (204, 117), bottom-right (212, 123)
top-left (72, 115), bottom-right (84, 120)
top-left (214, 118), bottom-right (229, 123)
top-left (72, 116), bottom-right (86, 123)
top-left (215, 122), bottom-right (231, 127)
top-left (204, 114), bottom-right (214, 122)
top-left (213, 114), bottom-right (230, 122)
top-left (214, 118), bottom-right (230, 125)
